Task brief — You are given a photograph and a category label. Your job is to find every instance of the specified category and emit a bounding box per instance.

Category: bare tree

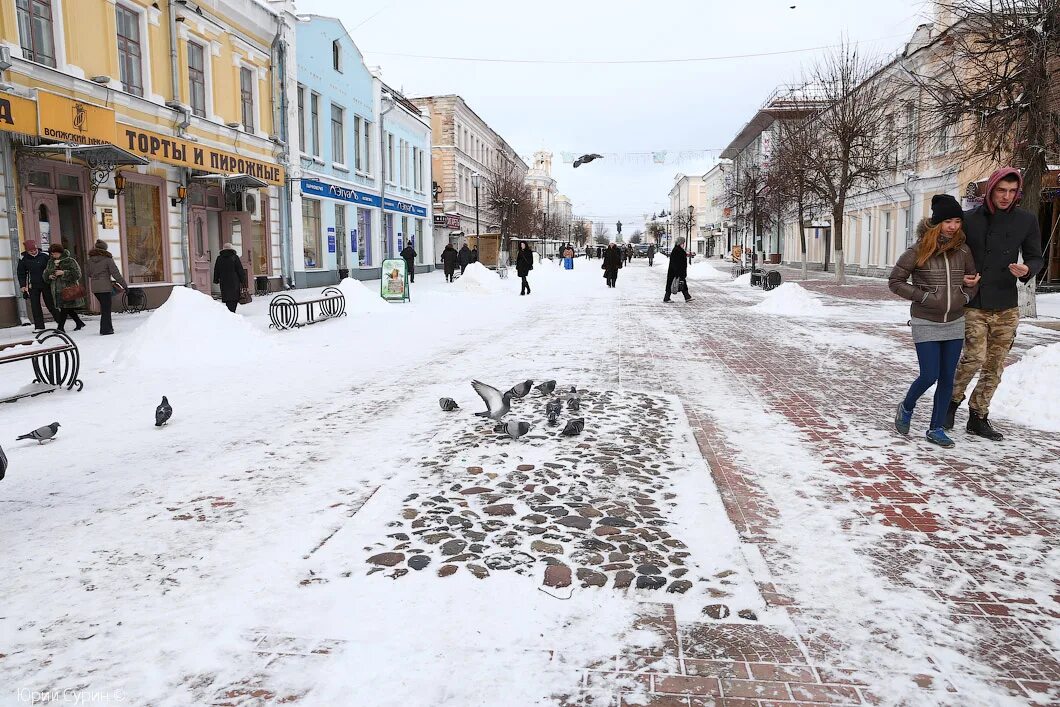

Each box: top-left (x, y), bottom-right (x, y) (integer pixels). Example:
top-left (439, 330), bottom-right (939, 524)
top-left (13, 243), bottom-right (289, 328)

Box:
top-left (724, 162), bottom-right (769, 256)
top-left (768, 116), bottom-right (826, 279)
top-left (593, 222), bottom-right (610, 244)
top-left (906, 0), bottom-right (1060, 311)
top-left (806, 43), bottom-right (901, 283)
top-left (485, 158), bottom-right (533, 257)
top-left (672, 210), bottom-right (696, 245)
top-left (629, 229), bottom-right (644, 244)
top-left (570, 220), bottom-right (591, 247)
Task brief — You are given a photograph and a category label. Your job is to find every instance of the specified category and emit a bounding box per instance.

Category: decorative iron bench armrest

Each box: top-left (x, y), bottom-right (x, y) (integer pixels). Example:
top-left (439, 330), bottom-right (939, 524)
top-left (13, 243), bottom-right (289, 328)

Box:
top-left (268, 287), bottom-right (347, 331)
top-left (0, 330), bottom-right (83, 400)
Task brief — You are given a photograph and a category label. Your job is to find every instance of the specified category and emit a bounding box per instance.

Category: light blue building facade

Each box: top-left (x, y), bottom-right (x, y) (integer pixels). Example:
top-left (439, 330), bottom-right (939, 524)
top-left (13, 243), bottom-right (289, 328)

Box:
top-left (289, 15), bottom-right (432, 286)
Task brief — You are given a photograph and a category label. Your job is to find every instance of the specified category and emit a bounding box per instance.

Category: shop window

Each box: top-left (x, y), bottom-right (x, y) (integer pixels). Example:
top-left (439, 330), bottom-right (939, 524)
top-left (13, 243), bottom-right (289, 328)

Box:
top-left (251, 193), bottom-right (270, 275)
top-left (123, 180), bottom-right (166, 283)
top-left (16, 0), bottom-right (56, 67)
top-left (116, 4), bottom-right (144, 97)
top-left (415, 219), bottom-right (424, 263)
top-left (188, 42), bottom-right (207, 118)
top-left (240, 67), bottom-right (255, 133)
top-left (357, 208), bottom-right (372, 267)
top-left (302, 199), bottom-right (322, 269)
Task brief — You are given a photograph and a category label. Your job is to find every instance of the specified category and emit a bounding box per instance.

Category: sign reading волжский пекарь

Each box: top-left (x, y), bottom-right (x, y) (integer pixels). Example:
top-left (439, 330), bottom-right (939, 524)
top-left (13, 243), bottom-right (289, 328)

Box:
top-left (119, 125), bottom-right (285, 187)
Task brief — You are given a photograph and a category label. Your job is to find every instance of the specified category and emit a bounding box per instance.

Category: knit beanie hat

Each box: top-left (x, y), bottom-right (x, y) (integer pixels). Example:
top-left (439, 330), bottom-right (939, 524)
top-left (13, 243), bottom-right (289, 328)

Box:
top-left (930, 194), bottom-right (963, 224)
top-left (95, 240), bottom-right (108, 250)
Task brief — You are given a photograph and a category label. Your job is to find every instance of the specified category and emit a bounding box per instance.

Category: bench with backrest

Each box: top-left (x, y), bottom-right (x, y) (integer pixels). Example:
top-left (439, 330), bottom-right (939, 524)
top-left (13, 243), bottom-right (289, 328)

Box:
top-left (268, 286), bottom-right (347, 331)
top-left (0, 330), bottom-right (84, 403)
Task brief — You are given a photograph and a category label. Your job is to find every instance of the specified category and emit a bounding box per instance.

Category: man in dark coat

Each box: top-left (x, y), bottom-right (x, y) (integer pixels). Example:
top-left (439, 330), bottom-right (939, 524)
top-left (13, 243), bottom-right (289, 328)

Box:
top-left (213, 243), bottom-right (246, 313)
top-left (458, 244), bottom-right (471, 274)
top-left (470, 247), bottom-right (479, 264)
top-left (16, 239), bottom-right (58, 331)
top-left (664, 236), bottom-right (692, 302)
top-left (601, 243), bottom-right (623, 288)
top-left (647, 243), bottom-right (656, 267)
top-left (947, 167), bottom-right (1044, 440)
top-left (400, 243), bottom-right (417, 283)
top-left (585, 245), bottom-right (592, 260)
top-left (440, 244), bottom-right (459, 282)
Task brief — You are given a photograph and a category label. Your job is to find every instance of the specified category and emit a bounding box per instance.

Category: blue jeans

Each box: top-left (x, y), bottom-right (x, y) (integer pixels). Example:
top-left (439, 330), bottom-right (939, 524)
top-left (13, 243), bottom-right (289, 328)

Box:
top-left (903, 339), bottom-right (964, 429)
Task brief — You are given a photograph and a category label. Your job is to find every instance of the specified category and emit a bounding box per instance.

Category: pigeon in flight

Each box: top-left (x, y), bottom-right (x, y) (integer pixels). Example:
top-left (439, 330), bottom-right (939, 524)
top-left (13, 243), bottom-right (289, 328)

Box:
top-left (17, 422), bottom-right (60, 444)
top-left (439, 397), bottom-right (460, 412)
top-left (0, 444), bottom-right (7, 480)
top-left (573, 154), bottom-right (603, 168)
top-left (535, 380), bottom-right (556, 395)
top-left (507, 379), bottom-right (534, 399)
top-left (566, 397), bottom-right (581, 412)
top-left (495, 420), bottom-right (532, 440)
top-left (560, 418), bottom-right (585, 436)
top-left (472, 380), bottom-right (512, 420)
top-left (155, 396), bottom-right (173, 427)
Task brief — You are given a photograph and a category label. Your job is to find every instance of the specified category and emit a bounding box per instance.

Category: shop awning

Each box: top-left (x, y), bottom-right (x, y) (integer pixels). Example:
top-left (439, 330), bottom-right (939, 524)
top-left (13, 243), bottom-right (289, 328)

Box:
top-left (19, 142), bottom-right (148, 167)
top-left (192, 173), bottom-right (268, 190)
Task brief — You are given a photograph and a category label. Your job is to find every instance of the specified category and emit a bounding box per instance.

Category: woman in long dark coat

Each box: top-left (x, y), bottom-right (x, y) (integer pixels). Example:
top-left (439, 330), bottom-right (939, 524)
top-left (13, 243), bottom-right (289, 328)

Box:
top-left (601, 243), bottom-right (623, 288)
top-left (440, 243), bottom-right (459, 282)
top-left (213, 242), bottom-right (246, 312)
top-left (516, 241), bottom-right (534, 295)
top-left (664, 236), bottom-right (692, 302)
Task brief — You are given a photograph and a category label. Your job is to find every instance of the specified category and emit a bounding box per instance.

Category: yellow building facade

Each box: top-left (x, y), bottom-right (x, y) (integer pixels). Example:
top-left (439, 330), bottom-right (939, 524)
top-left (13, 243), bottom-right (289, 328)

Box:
top-left (0, 0), bottom-right (294, 326)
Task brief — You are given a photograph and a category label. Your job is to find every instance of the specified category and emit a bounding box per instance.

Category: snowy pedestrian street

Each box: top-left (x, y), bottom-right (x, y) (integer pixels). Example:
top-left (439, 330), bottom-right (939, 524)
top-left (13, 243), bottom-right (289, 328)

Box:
top-left (2, 260), bottom-right (1059, 706)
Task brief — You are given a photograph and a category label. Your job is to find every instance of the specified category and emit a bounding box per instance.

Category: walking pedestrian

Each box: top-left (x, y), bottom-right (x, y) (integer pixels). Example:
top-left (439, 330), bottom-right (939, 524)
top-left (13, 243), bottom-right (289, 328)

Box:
top-left (16, 239), bottom-right (59, 332)
top-left (458, 243), bottom-right (471, 274)
top-left (470, 246), bottom-right (480, 264)
top-left (664, 236), bottom-right (692, 303)
top-left (889, 195), bottom-right (980, 448)
top-left (585, 244), bottom-right (592, 260)
top-left (86, 240), bottom-right (128, 336)
top-left (516, 241), bottom-right (534, 295)
top-left (213, 242), bottom-right (246, 313)
top-left (647, 243), bottom-right (656, 267)
top-left (400, 242), bottom-right (417, 283)
top-left (625, 243), bottom-right (634, 265)
top-left (946, 167), bottom-right (1044, 440)
top-left (44, 243), bottom-right (86, 331)
top-left (441, 243), bottom-right (459, 282)
top-left (602, 243), bottom-right (623, 288)
top-left (562, 244), bottom-right (575, 270)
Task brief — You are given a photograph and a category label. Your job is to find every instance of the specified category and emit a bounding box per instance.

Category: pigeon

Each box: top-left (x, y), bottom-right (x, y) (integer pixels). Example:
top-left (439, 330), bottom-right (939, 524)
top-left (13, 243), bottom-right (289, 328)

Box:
top-left (566, 397), bottom-right (581, 412)
top-left (547, 410), bottom-right (560, 426)
top-left (472, 380), bottom-right (512, 420)
top-left (560, 418), bottom-right (585, 436)
top-left (0, 444), bottom-right (7, 480)
top-left (506, 379), bottom-right (534, 399)
top-left (535, 380), bottom-right (557, 395)
top-left (496, 420), bottom-right (532, 440)
top-left (560, 386), bottom-right (579, 400)
top-left (573, 153), bottom-right (603, 168)
top-left (439, 397), bottom-right (460, 412)
top-left (155, 396), bottom-right (173, 427)
top-left (17, 422), bottom-right (60, 444)
top-left (545, 399), bottom-right (563, 417)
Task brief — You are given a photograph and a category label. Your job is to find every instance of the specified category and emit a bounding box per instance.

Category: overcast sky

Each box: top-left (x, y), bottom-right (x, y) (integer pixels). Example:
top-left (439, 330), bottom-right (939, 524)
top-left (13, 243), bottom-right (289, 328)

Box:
top-left (291, 0), bottom-right (932, 231)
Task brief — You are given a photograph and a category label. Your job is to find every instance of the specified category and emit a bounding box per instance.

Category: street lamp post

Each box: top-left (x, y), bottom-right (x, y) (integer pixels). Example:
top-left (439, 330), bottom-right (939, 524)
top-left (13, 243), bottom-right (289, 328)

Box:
top-left (471, 172), bottom-right (481, 242)
top-left (687, 205), bottom-right (694, 245)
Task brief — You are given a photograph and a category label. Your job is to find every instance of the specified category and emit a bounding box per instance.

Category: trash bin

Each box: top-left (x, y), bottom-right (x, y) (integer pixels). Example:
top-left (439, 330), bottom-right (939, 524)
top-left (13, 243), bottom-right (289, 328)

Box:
top-left (255, 275), bottom-right (269, 296)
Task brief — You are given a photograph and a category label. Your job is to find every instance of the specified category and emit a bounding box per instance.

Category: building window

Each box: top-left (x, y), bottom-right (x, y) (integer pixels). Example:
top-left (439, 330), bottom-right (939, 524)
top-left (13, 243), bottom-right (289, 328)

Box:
top-left (250, 192), bottom-right (270, 276)
top-left (387, 133), bottom-right (395, 183)
top-left (240, 67), bottom-right (255, 133)
top-left (116, 4), bottom-right (144, 96)
top-left (302, 199), bottom-right (322, 269)
top-left (297, 85), bottom-right (306, 152)
top-left (331, 104), bottom-right (345, 164)
top-left (935, 124), bottom-right (950, 155)
top-left (187, 42), bottom-right (206, 118)
top-left (415, 219), bottom-right (424, 263)
top-left (310, 93), bottom-right (320, 157)
top-left (332, 39), bottom-right (342, 72)
top-left (357, 207), bottom-right (372, 267)
top-left (903, 104), bottom-right (917, 164)
top-left (122, 180), bottom-right (166, 283)
top-left (882, 209), bottom-right (893, 264)
top-left (16, 0), bottom-right (57, 68)
top-left (400, 140), bottom-right (409, 187)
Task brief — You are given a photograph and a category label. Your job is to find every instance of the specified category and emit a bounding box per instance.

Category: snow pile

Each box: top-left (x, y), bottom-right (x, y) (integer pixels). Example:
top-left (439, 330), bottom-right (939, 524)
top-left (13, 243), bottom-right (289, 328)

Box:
top-left (686, 260), bottom-right (730, 281)
top-left (116, 286), bottom-right (270, 369)
top-left (751, 282), bottom-right (827, 317)
top-left (455, 262), bottom-right (505, 294)
top-left (337, 277), bottom-right (388, 313)
top-left (991, 342), bottom-right (1060, 432)
top-left (731, 272), bottom-right (752, 286)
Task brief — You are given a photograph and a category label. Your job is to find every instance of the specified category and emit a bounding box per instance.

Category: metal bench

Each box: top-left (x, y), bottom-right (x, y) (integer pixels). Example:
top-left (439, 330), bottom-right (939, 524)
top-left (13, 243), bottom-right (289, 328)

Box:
top-left (122, 287), bottom-right (147, 313)
top-left (269, 286), bottom-right (347, 331)
top-left (749, 268), bottom-right (782, 291)
top-left (0, 330), bottom-right (84, 404)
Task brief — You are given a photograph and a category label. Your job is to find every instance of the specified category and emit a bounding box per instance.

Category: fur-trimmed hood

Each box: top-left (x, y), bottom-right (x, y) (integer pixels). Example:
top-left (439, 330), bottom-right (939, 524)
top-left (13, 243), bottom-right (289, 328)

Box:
top-left (915, 217), bottom-right (932, 239)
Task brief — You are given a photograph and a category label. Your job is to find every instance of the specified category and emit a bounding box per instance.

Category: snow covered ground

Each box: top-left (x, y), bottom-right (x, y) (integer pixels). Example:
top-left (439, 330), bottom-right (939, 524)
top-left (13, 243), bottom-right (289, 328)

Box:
top-left (1, 259), bottom-right (1057, 706)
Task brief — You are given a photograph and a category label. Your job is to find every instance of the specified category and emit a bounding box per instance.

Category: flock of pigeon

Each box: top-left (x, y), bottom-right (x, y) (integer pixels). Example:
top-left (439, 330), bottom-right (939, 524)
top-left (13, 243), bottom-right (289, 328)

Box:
top-left (0, 396), bottom-right (172, 481)
top-left (439, 378), bottom-right (584, 441)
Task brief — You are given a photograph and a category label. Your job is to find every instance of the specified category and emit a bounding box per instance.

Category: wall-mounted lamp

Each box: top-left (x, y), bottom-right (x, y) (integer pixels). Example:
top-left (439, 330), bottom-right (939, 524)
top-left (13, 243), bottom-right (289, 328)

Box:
top-left (108, 173), bottom-right (127, 199)
top-left (171, 184), bottom-right (188, 207)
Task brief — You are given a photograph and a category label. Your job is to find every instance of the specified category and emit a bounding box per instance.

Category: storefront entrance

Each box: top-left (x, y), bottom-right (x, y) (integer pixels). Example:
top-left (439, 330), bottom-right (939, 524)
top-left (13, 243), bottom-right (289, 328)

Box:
top-left (20, 161), bottom-right (92, 302)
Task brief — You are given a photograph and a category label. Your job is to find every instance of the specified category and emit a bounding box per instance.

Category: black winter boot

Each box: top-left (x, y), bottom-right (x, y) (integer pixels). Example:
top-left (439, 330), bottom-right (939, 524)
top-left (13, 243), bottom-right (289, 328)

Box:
top-left (943, 399), bottom-right (961, 430)
top-left (967, 411), bottom-right (1003, 441)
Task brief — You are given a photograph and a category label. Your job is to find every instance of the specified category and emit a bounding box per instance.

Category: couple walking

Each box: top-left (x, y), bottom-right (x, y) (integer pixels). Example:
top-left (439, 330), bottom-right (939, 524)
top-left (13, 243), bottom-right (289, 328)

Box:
top-left (889, 168), bottom-right (1043, 447)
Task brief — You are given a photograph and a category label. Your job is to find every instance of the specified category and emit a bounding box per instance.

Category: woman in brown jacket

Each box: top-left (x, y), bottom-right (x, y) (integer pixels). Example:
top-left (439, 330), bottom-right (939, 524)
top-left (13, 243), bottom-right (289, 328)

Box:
top-left (888, 195), bottom-right (980, 447)
top-left (86, 240), bottom-right (127, 335)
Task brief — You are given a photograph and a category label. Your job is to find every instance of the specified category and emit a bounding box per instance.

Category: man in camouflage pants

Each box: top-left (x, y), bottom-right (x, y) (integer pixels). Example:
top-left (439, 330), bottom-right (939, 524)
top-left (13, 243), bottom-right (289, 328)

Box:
top-left (946, 168), bottom-right (1043, 440)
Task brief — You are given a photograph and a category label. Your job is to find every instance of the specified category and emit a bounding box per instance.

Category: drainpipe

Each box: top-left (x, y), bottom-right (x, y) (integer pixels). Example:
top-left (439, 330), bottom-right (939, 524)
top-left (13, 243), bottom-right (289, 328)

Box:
top-left (168, 0), bottom-right (181, 114)
top-left (272, 15), bottom-right (292, 287)
top-left (3, 136), bottom-right (27, 324)
top-left (903, 173), bottom-right (917, 249)
top-left (378, 87), bottom-right (396, 260)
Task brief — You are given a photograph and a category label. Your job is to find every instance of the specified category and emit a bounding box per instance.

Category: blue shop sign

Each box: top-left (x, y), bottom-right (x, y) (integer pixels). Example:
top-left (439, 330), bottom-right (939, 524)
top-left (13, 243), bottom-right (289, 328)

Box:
top-left (383, 198), bottom-right (428, 218)
top-left (301, 178), bottom-right (380, 207)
